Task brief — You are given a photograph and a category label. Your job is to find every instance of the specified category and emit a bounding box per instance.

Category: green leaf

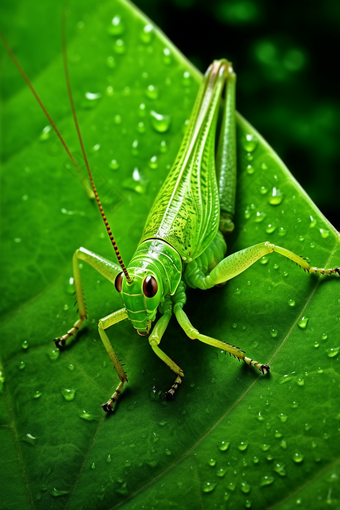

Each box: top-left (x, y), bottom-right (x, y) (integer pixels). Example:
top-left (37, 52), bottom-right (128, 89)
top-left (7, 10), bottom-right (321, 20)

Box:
top-left (1, 1), bottom-right (340, 509)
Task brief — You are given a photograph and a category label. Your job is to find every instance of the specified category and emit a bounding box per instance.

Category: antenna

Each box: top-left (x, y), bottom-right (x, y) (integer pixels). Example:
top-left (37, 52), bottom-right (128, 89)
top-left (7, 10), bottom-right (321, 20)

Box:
top-left (1, 25), bottom-right (131, 280)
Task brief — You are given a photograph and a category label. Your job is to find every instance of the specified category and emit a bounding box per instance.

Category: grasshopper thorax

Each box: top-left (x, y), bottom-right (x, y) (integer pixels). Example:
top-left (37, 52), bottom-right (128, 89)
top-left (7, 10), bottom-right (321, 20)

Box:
top-left (115, 240), bottom-right (182, 335)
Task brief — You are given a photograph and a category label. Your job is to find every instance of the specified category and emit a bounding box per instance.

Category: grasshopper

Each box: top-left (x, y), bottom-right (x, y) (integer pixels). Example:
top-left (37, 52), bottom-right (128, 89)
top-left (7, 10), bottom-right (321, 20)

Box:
top-left (3, 33), bottom-right (339, 413)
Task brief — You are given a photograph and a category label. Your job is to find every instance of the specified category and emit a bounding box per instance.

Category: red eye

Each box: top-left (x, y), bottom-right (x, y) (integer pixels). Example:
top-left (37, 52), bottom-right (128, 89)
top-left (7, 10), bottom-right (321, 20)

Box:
top-left (115, 272), bottom-right (123, 292)
top-left (143, 275), bottom-right (158, 298)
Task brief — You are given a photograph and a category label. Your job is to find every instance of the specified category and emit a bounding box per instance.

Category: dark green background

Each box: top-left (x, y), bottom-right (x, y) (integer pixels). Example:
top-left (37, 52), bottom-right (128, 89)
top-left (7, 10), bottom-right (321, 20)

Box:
top-left (134, 0), bottom-right (340, 230)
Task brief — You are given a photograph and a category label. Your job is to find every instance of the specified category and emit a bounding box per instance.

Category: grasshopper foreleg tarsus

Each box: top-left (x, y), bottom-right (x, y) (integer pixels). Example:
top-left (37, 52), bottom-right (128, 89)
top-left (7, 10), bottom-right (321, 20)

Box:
top-left (148, 298), bottom-right (185, 399)
top-left (98, 309), bottom-right (129, 412)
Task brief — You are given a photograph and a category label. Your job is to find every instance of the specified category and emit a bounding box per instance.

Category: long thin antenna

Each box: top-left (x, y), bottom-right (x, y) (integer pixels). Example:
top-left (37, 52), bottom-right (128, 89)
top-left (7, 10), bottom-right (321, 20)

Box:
top-left (61, 9), bottom-right (130, 280)
top-left (1, 26), bottom-right (130, 280)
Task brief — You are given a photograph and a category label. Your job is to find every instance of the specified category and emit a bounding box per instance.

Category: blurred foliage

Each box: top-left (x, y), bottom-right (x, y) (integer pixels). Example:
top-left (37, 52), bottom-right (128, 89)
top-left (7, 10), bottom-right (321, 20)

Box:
top-left (133, 0), bottom-right (340, 229)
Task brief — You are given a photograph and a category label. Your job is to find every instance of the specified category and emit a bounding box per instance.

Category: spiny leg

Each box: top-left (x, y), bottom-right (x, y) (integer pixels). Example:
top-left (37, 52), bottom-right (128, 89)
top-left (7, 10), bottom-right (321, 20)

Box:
top-left (54, 247), bottom-right (122, 348)
top-left (98, 308), bottom-right (128, 412)
top-left (174, 305), bottom-right (269, 375)
top-left (148, 298), bottom-right (185, 400)
top-left (189, 241), bottom-right (340, 290)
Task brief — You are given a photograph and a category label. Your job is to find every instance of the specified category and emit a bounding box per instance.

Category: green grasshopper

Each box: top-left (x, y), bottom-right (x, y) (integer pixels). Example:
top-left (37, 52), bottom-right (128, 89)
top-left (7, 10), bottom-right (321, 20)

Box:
top-left (3, 32), bottom-right (339, 413)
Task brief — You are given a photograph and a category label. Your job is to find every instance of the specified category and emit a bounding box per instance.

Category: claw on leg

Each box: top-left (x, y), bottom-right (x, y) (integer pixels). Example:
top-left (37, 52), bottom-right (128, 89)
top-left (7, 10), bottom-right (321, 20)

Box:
top-left (102, 380), bottom-right (125, 413)
top-left (244, 356), bottom-right (270, 375)
top-left (165, 374), bottom-right (184, 401)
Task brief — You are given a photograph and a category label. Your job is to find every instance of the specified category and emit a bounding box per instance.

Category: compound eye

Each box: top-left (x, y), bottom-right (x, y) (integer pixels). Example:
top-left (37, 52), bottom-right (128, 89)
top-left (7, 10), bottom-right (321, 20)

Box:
top-left (143, 275), bottom-right (158, 298)
top-left (115, 272), bottom-right (123, 293)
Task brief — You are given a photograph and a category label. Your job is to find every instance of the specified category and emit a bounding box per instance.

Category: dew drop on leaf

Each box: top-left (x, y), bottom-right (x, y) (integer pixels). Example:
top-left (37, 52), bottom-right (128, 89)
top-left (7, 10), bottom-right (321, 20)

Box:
top-left (150, 110), bottom-right (171, 132)
top-left (108, 15), bottom-right (125, 35)
top-left (201, 481), bottom-right (216, 493)
top-left (163, 47), bottom-right (172, 65)
top-left (260, 475), bottom-right (274, 487)
top-left (298, 317), bottom-right (309, 329)
top-left (268, 187), bottom-right (284, 205)
top-left (242, 134), bottom-right (258, 152)
top-left (292, 452), bottom-right (304, 463)
top-left (113, 39), bottom-right (126, 54)
top-left (61, 388), bottom-right (76, 401)
top-left (140, 24), bottom-right (154, 44)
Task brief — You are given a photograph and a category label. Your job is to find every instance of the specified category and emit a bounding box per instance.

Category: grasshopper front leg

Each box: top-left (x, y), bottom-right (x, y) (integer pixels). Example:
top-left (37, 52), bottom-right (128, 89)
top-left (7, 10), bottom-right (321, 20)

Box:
top-left (54, 247), bottom-right (122, 347)
top-left (148, 296), bottom-right (185, 400)
top-left (98, 309), bottom-right (129, 413)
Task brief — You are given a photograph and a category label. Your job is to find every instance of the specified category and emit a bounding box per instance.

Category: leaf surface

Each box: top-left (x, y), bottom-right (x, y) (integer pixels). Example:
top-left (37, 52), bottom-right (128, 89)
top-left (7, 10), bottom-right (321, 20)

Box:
top-left (1, 1), bottom-right (340, 509)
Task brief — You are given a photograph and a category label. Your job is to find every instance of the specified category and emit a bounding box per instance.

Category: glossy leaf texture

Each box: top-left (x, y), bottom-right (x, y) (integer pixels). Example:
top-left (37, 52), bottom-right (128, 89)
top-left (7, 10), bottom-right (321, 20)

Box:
top-left (1, 1), bottom-right (340, 509)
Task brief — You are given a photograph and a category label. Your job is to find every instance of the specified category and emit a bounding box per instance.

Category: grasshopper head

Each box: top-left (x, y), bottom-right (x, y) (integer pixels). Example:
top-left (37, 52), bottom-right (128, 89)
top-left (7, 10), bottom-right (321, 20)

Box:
top-left (115, 267), bottom-right (163, 335)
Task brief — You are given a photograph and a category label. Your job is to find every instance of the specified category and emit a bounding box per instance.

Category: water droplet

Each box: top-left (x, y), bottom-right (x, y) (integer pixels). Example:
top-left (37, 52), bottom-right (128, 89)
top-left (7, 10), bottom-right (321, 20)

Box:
top-left (165, 449), bottom-right (171, 456)
top-left (90, 462), bottom-right (96, 470)
top-left (304, 423), bottom-right (312, 431)
top-left (50, 487), bottom-right (69, 497)
top-left (182, 71), bottom-right (192, 87)
top-left (268, 187), bottom-right (284, 205)
top-left (265, 224), bottom-right (276, 234)
top-left (79, 410), bottom-right (97, 421)
top-left (297, 378), bottom-right (305, 386)
top-left (241, 482), bottom-right (251, 494)
top-left (109, 159), bottom-right (120, 170)
top-left (63, 303), bottom-right (69, 311)
top-left (160, 140), bottom-right (168, 153)
top-left (246, 152), bottom-right (253, 161)
top-left (246, 164), bottom-right (254, 175)
top-left (298, 317), bottom-right (309, 329)
top-left (106, 55), bottom-right (116, 69)
top-left (145, 84), bottom-right (159, 99)
top-left (162, 47), bottom-right (172, 65)
top-left (288, 299), bottom-right (295, 307)
top-left (83, 91), bottom-right (101, 109)
top-left (245, 500), bottom-right (252, 508)
top-left (327, 347), bottom-right (340, 358)
top-left (131, 139), bottom-right (139, 155)
top-left (242, 134), bottom-right (258, 152)
top-left (19, 361), bottom-right (26, 370)
top-left (257, 412), bottom-right (264, 421)
top-left (22, 340), bottom-right (29, 350)
top-left (244, 208), bottom-right (251, 219)
top-left (260, 185), bottom-right (268, 195)
top-left (255, 211), bottom-right (266, 222)
top-left (319, 228), bottom-right (329, 239)
top-left (219, 441), bottom-right (230, 451)
top-left (140, 24), bottom-right (154, 44)
top-left (292, 452), bottom-right (304, 463)
top-left (108, 15), bottom-right (124, 35)
top-left (40, 125), bottom-right (51, 141)
top-left (322, 333), bottom-right (328, 340)
top-left (260, 475), bottom-right (274, 487)
top-left (274, 463), bottom-right (286, 476)
top-left (278, 227), bottom-right (287, 236)
top-left (253, 456), bottom-right (259, 464)
top-left (314, 341), bottom-right (319, 348)
top-left (208, 458), bottom-right (216, 467)
top-left (61, 388), bottom-right (76, 402)
top-left (113, 39), bottom-right (126, 54)
top-left (68, 363), bottom-right (74, 371)
top-left (262, 444), bottom-right (271, 452)
top-left (123, 168), bottom-right (148, 194)
top-left (201, 481), bottom-right (216, 493)
top-left (260, 256), bottom-right (268, 265)
top-left (274, 430), bottom-right (283, 438)
top-left (216, 467), bottom-right (227, 477)
top-left (137, 121), bottom-right (146, 133)
top-left (280, 439), bottom-right (287, 449)
top-left (150, 110), bottom-right (171, 132)
top-left (21, 433), bottom-right (37, 445)
top-left (238, 442), bottom-right (248, 451)
top-left (227, 481), bottom-right (236, 491)
top-left (114, 114), bottom-right (122, 125)
top-left (106, 454), bottom-right (112, 463)
top-left (270, 328), bottom-right (278, 338)
top-left (278, 413), bottom-right (288, 423)
top-left (48, 349), bottom-right (60, 361)
top-left (309, 215), bottom-right (316, 228)
top-left (291, 401), bottom-right (299, 409)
